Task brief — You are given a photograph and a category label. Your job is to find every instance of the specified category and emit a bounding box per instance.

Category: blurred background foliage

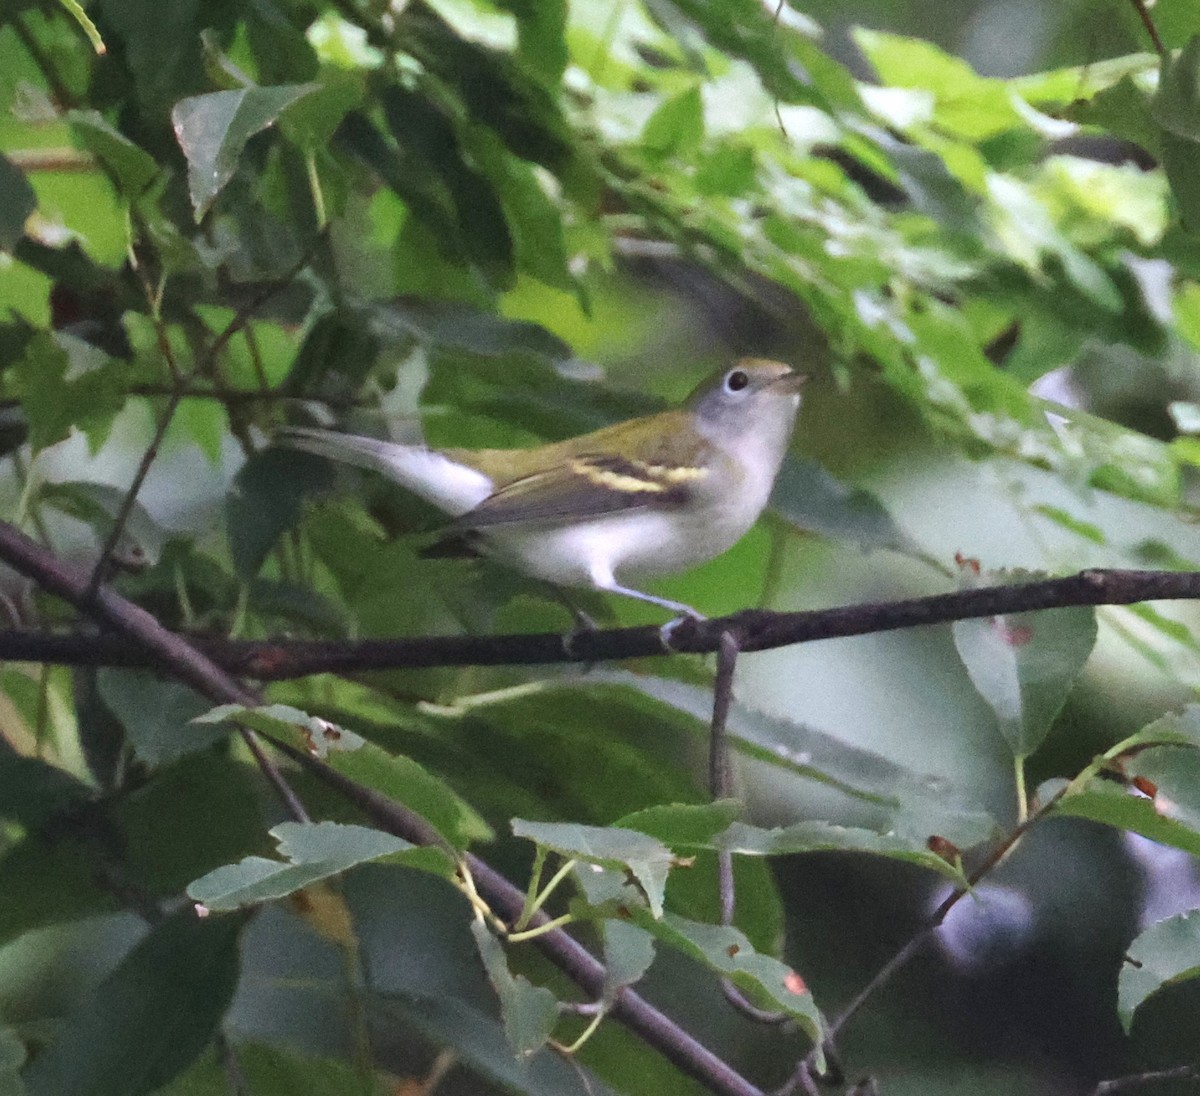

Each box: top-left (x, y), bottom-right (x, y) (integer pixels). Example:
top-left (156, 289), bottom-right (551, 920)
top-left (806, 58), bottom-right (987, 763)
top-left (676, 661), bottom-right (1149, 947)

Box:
top-left (5, 0), bottom-right (1200, 1093)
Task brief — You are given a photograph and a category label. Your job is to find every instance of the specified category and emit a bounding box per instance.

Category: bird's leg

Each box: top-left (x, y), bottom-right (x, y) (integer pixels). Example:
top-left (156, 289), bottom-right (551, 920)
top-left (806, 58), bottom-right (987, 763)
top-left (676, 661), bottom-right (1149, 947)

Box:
top-left (596, 578), bottom-right (705, 651)
top-left (536, 582), bottom-right (603, 660)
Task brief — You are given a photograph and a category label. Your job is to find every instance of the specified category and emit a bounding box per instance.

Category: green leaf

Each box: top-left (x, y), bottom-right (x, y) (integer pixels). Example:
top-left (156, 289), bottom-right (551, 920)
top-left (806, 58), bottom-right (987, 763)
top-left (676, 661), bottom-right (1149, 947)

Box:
top-left (619, 804), bottom-right (965, 881)
top-left (377, 298), bottom-right (572, 364)
top-left (380, 84), bottom-right (515, 287)
top-left (714, 819), bottom-right (967, 881)
top-left (642, 86), bottom-right (704, 158)
top-left (694, 143), bottom-right (757, 197)
top-left (470, 920), bottom-right (561, 1059)
top-left (0, 832), bottom-right (117, 948)
top-left (1054, 782), bottom-right (1200, 856)
top-left (468, 129), bottom-right (575, 293)
top-left (595, 673), bottom-right (996, 848)
top-left (0, 738), bottom-right (91, 828)
top-left (197, 701), bottom-right (491, 849)
top-left (97, 669), bottom-right (225, 766)
top-left (227, 447), bottom-right (328, 581)
top-left (0, 1025), bottom-right (24, 1096)
top-left (21, 908), bottom-right (245, 1096)
top-left (67, 112), bottom-right (158, 198)
top-left (771, 457), bottom-right (925, 558)
top-left (855, 28), bottom-right (1019, 140)
top-left (171, 84), bottom-right (319, 219)
top-left (1152, 35), bottom-right (1200, 142)
top-left (512, 819), bottom-right (675, 918)
top-left (600, 920), bottom-right (657, 1002)
top-left (1013, 53), bottom-right (1158, 108)
top-left (0, 152), bottom-right (36, 252)
top-left (348, 867), bottom-right (605, 1095)
top-left (1161, 129), bottom-right (1200, 233)
top-left (1119, 909), bottom-right (1200, 1034)
top-left (277, 72), bottom-right (364, 149)
top-left (616, 801), bottom-right (742, 847)
top-left (187, 821), bottom-right (416, 911)
top-left (9, 333), bottom-right (127, 452)
top-left (1068, 75), bottom-right (1161, 159)
top-left (504, 0), bottom-right (567, 85)
top-left (1153, 37), bottom-right (1200, 231)
top-left (282, 307), bottom-right (380, 396)
top-left (952, 572), bottom-right (1097, 758)
top-left (396, 4), bottom-right (574, 172)
top-left (635, 911), bottom-right (823, 1047)
top-left (120, 749), bottom-right (271, 897)
top-left (652, 0), bottom-right (834, 107)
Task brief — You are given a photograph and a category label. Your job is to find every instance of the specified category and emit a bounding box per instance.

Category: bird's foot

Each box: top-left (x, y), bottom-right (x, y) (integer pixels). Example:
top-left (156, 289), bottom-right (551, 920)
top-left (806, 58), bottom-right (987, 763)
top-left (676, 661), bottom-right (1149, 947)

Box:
top-left (562, 611), bottom-right (600, 660)
top-left (659, 610), bottom-right (706, 652)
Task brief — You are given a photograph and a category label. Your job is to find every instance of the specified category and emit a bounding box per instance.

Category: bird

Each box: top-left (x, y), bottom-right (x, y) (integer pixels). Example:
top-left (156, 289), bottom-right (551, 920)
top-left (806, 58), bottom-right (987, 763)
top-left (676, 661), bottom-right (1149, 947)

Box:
top-left (278, 358), bottom-right (806, 623)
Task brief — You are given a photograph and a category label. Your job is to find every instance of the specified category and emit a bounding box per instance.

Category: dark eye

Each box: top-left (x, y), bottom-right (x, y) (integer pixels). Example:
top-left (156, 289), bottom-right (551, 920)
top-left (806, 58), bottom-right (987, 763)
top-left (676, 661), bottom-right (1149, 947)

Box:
top-left (725, 369), bottom-right (749, 393)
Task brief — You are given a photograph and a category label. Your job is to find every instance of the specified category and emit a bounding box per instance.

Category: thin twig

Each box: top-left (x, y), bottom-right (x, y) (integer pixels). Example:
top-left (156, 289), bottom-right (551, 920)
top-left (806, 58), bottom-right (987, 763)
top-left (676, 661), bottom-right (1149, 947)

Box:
top-left (711, 629), bottom-right (739, 809)
top-left (83, 266), bottom-right (192, 599)
top-left (1093, 1063), bottom-right (1200, 1094)
top-left (84, 386), bottom-right (184, 601)
top-left (205, 235), bottom-right (323, 372)
top-left (1127, 0), bottom-right (1166, 56)
top-left (216, 1033), bottom-right (251, 1096)
top-left (806, 778), bottom-right (1076, 1073)
top-left (712, 630), bottom-right (793, 1026)
top-left (6, 148), bottom-right (97, 172)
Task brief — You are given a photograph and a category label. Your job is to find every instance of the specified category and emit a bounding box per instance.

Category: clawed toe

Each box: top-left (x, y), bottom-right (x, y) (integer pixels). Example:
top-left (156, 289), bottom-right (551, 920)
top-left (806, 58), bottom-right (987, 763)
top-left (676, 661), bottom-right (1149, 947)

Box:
top-left (658, 611), bottom-right (705, 651)
top-left (562, 614), bottom-right (599, 659)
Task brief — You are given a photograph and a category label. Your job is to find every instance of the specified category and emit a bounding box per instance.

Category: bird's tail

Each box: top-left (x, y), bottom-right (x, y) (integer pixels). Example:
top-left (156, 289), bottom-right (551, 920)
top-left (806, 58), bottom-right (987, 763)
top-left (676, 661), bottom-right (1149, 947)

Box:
top-left (274, 426), bottom-right (492, 516)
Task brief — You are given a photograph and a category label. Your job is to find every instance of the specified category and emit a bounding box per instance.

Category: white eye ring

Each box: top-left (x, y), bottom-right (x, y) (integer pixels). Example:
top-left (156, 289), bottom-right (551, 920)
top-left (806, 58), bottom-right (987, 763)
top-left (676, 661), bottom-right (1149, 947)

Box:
top-left (724, 369), bottom-right (750, 393)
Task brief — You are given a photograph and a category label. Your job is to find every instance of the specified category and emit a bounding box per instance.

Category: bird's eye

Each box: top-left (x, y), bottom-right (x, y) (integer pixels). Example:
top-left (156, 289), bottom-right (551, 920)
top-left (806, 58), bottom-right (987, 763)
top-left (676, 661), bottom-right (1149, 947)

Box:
top-left (725, 369), bottom-right (749, 393)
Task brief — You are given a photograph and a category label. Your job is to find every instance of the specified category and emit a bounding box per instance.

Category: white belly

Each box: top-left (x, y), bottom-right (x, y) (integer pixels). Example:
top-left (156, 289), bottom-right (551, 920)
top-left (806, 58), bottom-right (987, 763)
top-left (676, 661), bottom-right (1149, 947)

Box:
top-left (482, 497), bottom-right (762, 589)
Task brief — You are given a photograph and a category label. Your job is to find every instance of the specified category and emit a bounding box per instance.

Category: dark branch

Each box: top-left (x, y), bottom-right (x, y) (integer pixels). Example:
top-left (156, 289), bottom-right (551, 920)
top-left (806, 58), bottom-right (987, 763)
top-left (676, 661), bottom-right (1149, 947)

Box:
top-left (1094, 1063), bottom-right (1200, 1093)
top-left (2, 568), bottom-right (1197, 677)
top-left (1127, 0), bottom-right (1166, 56)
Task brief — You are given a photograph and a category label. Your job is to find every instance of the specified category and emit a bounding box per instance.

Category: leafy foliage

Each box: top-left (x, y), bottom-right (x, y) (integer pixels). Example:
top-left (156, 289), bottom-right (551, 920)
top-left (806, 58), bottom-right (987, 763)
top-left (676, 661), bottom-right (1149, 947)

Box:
top-left (6, 0), bottom-right (1200, 1093)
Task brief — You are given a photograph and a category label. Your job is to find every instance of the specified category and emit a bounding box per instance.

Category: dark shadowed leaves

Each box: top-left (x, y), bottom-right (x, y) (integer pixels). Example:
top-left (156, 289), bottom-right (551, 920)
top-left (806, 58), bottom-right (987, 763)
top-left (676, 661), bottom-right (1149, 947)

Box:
top-left (96, 669), bottom-right (224, 766)
top-left (21, 908), bottom-right (245, 1096)
top-left (0, 153), bottom-right (35, 252)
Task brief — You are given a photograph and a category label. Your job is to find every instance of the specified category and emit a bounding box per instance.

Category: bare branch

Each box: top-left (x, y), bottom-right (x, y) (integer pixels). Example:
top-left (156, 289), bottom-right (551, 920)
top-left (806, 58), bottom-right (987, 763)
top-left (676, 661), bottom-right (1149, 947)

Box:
top-left (2, 567), bottom-right (1197, 677)
top-left (1094, 1062), bottom-right (1200, 1093)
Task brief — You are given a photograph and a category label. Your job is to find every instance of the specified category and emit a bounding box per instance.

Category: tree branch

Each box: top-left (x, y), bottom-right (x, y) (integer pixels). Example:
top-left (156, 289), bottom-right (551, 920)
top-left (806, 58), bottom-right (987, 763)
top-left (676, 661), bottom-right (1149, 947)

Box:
top-left (1, 568), bottom-right (1197, 677)
top-left (1094, 1062), bottom-right (1200, 1094)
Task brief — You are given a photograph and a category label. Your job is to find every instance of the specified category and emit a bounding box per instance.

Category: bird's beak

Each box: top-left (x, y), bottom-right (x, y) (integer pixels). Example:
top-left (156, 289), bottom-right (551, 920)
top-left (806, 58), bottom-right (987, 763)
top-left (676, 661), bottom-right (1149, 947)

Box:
top-left (770, 370), bottom-right (809, 395)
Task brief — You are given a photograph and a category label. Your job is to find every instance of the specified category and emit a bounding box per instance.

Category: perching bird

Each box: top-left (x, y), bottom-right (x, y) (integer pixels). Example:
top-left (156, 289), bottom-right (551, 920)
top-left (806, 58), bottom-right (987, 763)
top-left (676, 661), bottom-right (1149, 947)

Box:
top-left (279, 358), bottom-right (805, 620)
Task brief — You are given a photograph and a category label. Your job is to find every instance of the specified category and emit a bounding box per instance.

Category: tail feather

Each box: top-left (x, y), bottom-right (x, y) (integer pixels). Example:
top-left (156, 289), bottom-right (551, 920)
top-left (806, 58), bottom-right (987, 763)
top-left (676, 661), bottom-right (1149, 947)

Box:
top-left (275, 426), bottom-right (493, 516)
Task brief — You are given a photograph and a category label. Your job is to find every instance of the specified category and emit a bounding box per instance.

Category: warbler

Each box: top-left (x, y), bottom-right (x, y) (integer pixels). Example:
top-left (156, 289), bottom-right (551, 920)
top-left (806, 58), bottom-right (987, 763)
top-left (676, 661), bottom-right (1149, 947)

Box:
top-left (280, 358), bottom-right (806, 620)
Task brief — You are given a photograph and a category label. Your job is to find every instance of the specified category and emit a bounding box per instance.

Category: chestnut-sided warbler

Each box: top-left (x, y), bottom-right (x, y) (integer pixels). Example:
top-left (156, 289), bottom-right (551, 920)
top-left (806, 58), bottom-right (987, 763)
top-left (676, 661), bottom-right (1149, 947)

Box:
top-left (280, 359), bottom-right (806, 618)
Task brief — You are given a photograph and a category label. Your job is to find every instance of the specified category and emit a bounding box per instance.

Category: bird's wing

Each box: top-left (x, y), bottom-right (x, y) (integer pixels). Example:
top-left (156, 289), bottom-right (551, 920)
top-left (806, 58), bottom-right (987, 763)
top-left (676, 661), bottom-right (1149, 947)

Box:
top-left (447, 452), bottom-right (707, 531)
